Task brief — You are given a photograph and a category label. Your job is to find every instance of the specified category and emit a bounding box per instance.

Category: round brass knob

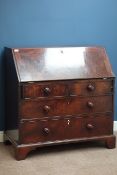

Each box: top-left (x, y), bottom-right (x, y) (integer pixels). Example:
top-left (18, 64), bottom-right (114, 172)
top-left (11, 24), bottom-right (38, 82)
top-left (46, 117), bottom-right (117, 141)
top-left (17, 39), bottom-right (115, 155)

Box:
top-left (43, 87), bottom-right (51, 95)
top-left (43, 105), bottom-right (50, 113)
top-left (43, 127), bottom-right (50, 134)
top-left (87, 84), bottom-right (95, 91)
top-left (87, 101), bottom-right (94, 108)
top-left (86, 124), bottom-right (94, 129)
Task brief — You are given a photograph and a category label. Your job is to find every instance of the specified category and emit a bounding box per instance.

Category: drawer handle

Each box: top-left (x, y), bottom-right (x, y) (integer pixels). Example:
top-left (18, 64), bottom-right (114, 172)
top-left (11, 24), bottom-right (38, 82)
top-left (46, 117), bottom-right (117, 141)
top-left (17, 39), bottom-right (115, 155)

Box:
top-left (86, 124), bottom-right (94, 129)
top-left (87, 101), bottom-right (94, 108)
top-left (43, 87), bottom-right (51, 95)
top-left (87, 84), bottom-right (95, 91)
top-left (43, 127), bottom-right (50, 134)
top-left (43, 105), bottom-right (51, 113)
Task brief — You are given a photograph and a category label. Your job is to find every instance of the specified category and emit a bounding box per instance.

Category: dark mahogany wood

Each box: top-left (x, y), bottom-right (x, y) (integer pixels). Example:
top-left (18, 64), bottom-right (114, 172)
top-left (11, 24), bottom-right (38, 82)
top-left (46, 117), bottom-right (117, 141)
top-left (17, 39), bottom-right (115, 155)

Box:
top-left (21, 82), bottom-right (68, 99)
top-left (21, 79), bottom-right (113, 99)
top-left (11, 47), bottom-right (114, 82)
top-left (5, 47), bottom-right (116, 160)
top-left (19, 115), bottom-right (113, 144)
top-left (15, 146), bottom-right (34, 161)
top-left (19, 96), bottom-right (113, 119)
top-left (105, 135), bottom-right (116, 149)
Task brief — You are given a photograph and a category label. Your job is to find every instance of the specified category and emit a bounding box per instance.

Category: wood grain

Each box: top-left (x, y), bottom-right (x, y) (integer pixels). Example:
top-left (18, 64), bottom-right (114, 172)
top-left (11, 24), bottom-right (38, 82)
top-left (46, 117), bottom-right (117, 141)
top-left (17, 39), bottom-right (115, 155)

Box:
top-left (5, 47), bottom-right (116, 160)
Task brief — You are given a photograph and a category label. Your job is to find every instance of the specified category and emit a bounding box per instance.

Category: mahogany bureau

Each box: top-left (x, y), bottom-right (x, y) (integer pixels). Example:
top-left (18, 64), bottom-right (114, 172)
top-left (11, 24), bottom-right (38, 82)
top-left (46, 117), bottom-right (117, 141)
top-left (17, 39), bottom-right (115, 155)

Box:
top-left (5, 47), bottom-right (116, 160)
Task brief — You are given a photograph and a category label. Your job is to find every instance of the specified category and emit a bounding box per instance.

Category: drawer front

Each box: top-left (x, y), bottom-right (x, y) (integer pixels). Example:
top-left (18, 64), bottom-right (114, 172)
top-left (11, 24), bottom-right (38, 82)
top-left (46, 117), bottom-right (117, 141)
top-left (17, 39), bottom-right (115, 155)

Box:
top-left (70, 80), bottom-right (113, 96)
top-left (21, 83), bottom-right (67, 98)
top-left (19, 115), bottom-right (113, 144)
top-left (20, 96), bottom-right (113, 119)
top-left (21, 80), bottom-right (113, 99)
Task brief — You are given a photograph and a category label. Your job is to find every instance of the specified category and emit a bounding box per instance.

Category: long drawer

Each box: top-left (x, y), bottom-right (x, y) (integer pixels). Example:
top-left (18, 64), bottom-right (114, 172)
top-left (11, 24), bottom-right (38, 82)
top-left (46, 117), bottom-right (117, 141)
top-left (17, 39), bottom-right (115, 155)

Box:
top-left (21, 79), bottom-right (113, 99)
top-left (19, 114), bottom-right (113, 144)
top-left (19, 96), bottom-right (113, 119)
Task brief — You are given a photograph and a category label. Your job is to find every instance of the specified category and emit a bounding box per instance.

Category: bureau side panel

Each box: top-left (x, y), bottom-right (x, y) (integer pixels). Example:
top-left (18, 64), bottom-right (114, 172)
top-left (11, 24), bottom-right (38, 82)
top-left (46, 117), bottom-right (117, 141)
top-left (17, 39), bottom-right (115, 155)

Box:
top-left (5, 48), bottom-right (19, 143)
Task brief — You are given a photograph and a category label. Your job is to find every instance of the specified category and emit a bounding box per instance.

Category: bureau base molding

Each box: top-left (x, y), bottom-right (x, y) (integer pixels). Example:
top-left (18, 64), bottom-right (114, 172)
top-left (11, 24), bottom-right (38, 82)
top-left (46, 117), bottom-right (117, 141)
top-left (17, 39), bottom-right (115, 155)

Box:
top-left (4, 133), bottom-right (116, 160)
top-left (0, 121), bottom-right (117, 143)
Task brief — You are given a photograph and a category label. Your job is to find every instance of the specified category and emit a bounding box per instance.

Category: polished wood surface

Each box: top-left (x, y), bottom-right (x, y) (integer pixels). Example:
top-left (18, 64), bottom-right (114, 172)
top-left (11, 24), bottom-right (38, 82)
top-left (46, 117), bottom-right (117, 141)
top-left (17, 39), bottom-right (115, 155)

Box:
top-left (12, 47), bottom-right (114, 82)
top-left (20, 115), bottom-right (113, 144)
top-left (5, 47), bottom-right (116, 160)
top-left (19, 96), bottom-right (113, 119)
top-left (21, 79), bottom-right (113, 99)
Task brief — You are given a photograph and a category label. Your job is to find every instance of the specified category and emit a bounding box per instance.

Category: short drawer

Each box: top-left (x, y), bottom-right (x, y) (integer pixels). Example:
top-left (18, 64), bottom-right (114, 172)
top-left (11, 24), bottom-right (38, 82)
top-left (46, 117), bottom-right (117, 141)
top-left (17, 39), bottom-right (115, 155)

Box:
top-left (21, 82), bottom-right (67, 99)
top-left (19, 115), bottom-right (113, 144)
top-left (19, 96), bottom-right (113, 119)
top-left (69, 80), bottom-right (113, 96)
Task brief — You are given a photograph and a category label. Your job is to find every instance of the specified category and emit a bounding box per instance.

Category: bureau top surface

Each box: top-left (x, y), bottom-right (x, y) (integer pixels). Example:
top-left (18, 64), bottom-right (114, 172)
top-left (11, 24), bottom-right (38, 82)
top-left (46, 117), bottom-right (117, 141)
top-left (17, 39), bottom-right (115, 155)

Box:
top-left (8, 47), bottom-right (114, 82)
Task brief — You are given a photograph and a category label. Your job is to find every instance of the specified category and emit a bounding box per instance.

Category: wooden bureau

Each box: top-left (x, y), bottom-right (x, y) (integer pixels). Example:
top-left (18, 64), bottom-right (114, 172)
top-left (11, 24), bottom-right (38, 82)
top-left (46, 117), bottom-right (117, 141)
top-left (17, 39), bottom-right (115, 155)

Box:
top-left (5, 47), bottom-right (116, 160)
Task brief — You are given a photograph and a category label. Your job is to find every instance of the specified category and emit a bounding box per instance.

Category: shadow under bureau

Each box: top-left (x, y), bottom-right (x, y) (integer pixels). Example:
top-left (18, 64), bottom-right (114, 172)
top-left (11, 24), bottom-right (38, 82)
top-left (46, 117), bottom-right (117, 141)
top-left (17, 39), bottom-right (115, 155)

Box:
top-left (5, 47), bottom-right (116, 160)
